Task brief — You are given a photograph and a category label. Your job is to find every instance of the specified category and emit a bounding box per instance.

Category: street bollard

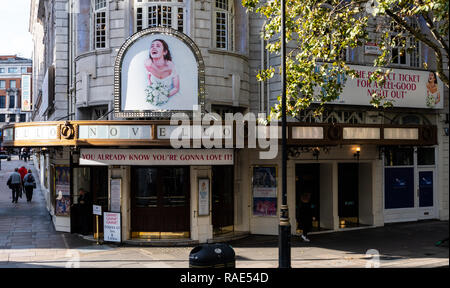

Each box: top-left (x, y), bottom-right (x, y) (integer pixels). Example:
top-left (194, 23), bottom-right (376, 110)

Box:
top-left (189, 243), bottom-right (235, 268)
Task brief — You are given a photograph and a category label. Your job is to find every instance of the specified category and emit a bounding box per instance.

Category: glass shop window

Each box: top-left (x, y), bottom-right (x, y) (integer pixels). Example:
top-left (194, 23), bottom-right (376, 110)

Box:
top-left (417, 147), bottom-right (435, 166)
top-left (384, 147), bottom-right (414, 166)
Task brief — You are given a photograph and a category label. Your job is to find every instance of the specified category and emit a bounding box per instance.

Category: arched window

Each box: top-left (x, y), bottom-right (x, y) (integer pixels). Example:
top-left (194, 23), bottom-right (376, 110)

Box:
top-left (214, 0), bottom-right (234, 50)
top-left (392, 114), bottom-right (431, 125)
top-left (134, 0), bottom-right (187, 34)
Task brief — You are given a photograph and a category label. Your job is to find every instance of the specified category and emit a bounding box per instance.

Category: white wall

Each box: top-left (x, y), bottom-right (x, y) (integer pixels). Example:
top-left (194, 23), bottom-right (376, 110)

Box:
top-left (438, 118), bottom-right (449, 220)
top-left (190, 166), bottom-right (213, 242)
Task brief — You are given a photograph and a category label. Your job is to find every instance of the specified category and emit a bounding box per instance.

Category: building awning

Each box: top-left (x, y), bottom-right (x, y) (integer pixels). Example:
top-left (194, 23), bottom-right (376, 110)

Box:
top-left (1, 120), bottom-right (437, 148)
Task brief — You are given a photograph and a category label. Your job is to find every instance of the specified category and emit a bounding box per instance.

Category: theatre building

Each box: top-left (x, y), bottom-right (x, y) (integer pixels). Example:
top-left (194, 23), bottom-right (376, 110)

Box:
top-left (2, 118), bottom-right (444, 243)
top-left (2, 120), bottom-right (238, 242)
top-left (7, 0), bottom-right (447, 243)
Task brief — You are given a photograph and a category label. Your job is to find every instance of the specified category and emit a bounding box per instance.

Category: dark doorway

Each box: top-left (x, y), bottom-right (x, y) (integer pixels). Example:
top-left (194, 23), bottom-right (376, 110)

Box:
top-left (295, 164), bottom-right (320, 231)
top-left (91, 166), bottom-right (108, 238)
top-left (71, 166), bottom-right (108, 235)
top-left (131, 166), bottom-right (190, 238)
top-left (338, 163), bottom-right (359, 228)
top-left (212, 166), bottom-right (234, 235)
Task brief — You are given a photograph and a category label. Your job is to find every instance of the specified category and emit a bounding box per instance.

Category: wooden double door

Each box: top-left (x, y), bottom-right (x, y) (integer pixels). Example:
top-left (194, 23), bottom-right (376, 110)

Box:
top-left (131, 167), bottom-right (190, 234)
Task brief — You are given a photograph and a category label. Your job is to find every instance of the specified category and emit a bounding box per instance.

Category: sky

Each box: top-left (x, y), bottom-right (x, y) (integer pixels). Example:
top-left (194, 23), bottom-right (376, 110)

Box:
top-left (0, 0), bottom-right (33, 58)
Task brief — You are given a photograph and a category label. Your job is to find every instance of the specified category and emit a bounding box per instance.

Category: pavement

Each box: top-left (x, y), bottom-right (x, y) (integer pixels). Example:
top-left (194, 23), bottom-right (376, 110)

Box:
top-left (0, 157), bottom-right (448, 268)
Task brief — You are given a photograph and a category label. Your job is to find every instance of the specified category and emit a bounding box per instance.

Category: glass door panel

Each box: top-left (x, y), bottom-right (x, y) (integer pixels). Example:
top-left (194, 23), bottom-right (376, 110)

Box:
top-left (419, 171), bottom-right (433, 207)
top-left (384, 168), bottom-right (415, 209)
top-left (135, 168), bottom-right (158, 208)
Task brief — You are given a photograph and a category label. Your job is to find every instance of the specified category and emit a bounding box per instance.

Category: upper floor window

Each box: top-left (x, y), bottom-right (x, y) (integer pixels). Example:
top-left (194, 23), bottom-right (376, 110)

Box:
top-left (211, 104), bottom-right (246, 120)
top-left (0, 96), bottom-right (5, 108)
top-left (8, 67), bottom-right (18, 73)
top-left (0, 80), bottom-right (5, 89)
top-left (214, 0), bottom-right (234, 50)
top-left (9, 95), bottom-right (15, 108)
top-left (0, 68), bottom-right (5, 73)
top-left (21, 67), bottom-right (28, 74)
top-left (94, 0), bottom-right (108, 49)
top-left (10, 80), bottom-right (16, 89)
top-left (392, 114), bottom-right (431, 125)
top-left (390, 21), bottom-right (421, 68)
top-left (19, 114), bottom-right (26, 122)
top-left (135, 0), bottom-right (187, 34)
top-left (92, 105), bottom-right (109, 120)
top-left (0, 114), bottom-right (5, 122)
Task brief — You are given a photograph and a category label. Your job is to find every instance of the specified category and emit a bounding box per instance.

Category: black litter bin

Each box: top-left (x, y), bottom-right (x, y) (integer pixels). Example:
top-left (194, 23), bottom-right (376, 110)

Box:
top-left (189, 243), bottom-right (235, 268)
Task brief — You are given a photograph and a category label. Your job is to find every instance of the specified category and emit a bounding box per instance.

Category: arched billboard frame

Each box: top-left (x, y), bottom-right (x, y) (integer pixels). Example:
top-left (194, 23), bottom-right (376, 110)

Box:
top-left (114, 27), bottom-right (205, 118)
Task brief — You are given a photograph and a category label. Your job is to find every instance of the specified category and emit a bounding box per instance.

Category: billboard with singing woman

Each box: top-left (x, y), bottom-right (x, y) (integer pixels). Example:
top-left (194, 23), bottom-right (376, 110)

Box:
top-left (118, 28), bottom-right (203, 116)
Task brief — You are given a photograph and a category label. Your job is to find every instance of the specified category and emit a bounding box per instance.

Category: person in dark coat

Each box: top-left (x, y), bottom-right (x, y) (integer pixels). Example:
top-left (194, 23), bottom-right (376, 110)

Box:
top-left (23, 148), bottom-right (30, 162)
top-left (78, 188), bottom-right (92, 235)
top-left (297, 192), bottom-right (313, 242)
top-left (23, 169), bottom-right (36, 202)
top-left (7, 168), bottom-right (22, 203)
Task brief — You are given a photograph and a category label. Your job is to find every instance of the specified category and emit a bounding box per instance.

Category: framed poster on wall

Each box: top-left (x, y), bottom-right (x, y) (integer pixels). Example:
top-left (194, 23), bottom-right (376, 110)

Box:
top-left (54, 165), bottom-right (70, 216)
top-left (252, 166), bottom-right (277, 217)
top-left (198, 178), bottom-right (210, 216)
top-left (110, 179), bottom-right (121, 213)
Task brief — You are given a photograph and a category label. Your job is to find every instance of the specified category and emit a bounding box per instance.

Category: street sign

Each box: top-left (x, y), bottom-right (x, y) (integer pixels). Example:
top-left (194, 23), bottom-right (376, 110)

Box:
top-left (93, 205), bottom-right (102, 216)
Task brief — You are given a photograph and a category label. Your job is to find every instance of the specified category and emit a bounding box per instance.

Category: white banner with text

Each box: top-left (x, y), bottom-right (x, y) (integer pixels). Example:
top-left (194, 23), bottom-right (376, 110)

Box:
top-left (79, 148), bottom-right (234, 166)
top-left (326, 65), bottom-right (444, 109)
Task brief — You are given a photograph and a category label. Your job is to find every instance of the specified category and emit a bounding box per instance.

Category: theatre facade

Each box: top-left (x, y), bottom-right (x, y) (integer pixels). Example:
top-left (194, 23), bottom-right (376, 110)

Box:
top-left (16, 0), bottom-right (448, 243)
top-left (2, 117), bottom-right (441, 242)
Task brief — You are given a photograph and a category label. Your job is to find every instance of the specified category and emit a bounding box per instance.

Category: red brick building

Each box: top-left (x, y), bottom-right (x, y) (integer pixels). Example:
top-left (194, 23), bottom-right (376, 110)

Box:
top-left (0, 55), bottom-right (32, 125)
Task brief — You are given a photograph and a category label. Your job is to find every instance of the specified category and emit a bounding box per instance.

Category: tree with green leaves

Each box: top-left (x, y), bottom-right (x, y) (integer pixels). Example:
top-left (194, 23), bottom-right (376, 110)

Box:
top-left (242, 0), bottom-right (449, 119)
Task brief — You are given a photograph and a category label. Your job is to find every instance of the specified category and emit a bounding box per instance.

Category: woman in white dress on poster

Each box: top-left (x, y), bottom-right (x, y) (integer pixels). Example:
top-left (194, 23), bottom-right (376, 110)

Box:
top-left (144, 39), bottom-right (180, 106)
top-left (426, 71), bottom-right (440, 108)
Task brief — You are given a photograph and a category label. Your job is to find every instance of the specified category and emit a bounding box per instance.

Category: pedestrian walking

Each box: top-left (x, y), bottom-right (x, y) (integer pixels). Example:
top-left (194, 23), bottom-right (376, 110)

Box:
top-left (23, 148), bottom-right (30, 162)
top-left (23, 169), bottom-right (37, 202)
top-left (296, 192), bottom-right (313, 242)
top-left (18, 166), bottom-right (28, 195)
top-left (7, 168), bottom-right (23, 203)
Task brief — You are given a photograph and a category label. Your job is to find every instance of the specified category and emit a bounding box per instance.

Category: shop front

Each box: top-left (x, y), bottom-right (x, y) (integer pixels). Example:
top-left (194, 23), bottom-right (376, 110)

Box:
top-left (383, 146), bottom-right (438, 223)
top-left (236, 123), bottom-right (439, 236)
top-left (1, 120), bottom-right (440, 241)
top-left (77, 147), bottom-right (235, 242)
